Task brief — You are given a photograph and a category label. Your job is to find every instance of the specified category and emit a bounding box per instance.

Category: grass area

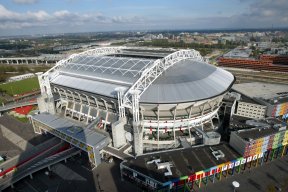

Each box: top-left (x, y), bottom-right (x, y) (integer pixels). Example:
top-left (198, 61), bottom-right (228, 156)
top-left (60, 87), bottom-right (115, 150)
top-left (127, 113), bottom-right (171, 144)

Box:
top-left (14, 116), bottom-right (29, 123)
top-left (0, 77), bottom-right (39, 96)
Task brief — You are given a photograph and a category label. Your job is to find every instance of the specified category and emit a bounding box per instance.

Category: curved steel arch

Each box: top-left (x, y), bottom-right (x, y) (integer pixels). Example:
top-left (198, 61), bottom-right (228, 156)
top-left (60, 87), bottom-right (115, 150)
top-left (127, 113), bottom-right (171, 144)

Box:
top-left (39, 47), bottom-right (124, 97)
top-left (120, 49), bottom-right (204, 121)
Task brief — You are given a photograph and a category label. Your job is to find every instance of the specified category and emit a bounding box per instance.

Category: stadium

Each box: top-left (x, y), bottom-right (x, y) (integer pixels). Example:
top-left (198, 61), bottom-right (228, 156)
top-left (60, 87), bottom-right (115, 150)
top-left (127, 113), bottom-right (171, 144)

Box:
top-left (31, 47), bottom-right (235, 166)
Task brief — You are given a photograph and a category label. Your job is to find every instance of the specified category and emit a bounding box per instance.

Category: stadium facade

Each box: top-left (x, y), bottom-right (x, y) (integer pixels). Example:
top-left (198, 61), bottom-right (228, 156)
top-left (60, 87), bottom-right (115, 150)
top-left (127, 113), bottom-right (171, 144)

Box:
top-left (31, 47), bottom-right (235, 166)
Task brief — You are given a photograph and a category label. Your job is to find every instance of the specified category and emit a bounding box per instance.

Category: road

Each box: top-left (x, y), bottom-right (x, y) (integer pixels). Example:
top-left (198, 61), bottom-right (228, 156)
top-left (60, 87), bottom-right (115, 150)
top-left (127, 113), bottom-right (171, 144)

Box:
top-left (199, 154), bottom-right (288, 192)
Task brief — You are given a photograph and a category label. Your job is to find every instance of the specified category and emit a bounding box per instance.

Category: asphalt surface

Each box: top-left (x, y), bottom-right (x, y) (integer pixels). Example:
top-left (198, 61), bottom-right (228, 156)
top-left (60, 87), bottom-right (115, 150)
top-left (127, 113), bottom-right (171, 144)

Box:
top-left (2, 150), bottom-right (288, 192)
top-left (199, 154), bottom-right (288, 192)
top-left (0, 131), bottom-right (22, 159)
top-left (3, 154), bottom-right (139, 192)
top-left (0, 114), bottom-right (53, 146)
top-left (1, 115), bottom-right (288, 192)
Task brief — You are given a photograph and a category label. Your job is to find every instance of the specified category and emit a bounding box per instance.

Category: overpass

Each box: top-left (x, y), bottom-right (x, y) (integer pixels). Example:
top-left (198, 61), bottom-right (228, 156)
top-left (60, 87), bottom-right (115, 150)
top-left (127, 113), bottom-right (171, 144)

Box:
top-left (0, 147), bottom-right (81, 191)
top-left (101, 144), bottom-right (133, 160)
top-left (0, 100), bottom-right (37, 113)
top-left (0, 55), bottom-right (65, 65)
top-left (0, 95), bottom-right (60, 113)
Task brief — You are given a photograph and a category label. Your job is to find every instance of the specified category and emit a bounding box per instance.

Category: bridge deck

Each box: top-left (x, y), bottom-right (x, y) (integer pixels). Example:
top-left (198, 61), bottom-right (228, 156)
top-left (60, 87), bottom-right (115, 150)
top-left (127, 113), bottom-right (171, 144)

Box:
top-left (102, 144), bottom-right (133, 160)
top-left (0, 147), bottom-right (80, 191)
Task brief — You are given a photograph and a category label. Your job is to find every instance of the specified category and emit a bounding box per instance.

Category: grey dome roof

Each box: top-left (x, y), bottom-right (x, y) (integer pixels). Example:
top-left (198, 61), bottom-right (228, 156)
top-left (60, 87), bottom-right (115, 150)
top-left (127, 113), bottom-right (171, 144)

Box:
top-left (140, 59), bottom-right (235, 104)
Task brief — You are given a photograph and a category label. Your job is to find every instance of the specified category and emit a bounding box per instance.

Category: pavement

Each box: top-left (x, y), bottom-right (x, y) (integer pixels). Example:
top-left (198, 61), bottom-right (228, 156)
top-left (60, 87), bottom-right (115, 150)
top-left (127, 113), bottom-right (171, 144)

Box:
top-left (0, 132), bottom-right (22, 160)
top-left (0, 114), bottom-right (53, 146)
top-left (3, 155), bottom-right (138, 192)
top-left (199, 154), bottom-right (288, 192)
top-left (2, 151), bottom-right (288, 192)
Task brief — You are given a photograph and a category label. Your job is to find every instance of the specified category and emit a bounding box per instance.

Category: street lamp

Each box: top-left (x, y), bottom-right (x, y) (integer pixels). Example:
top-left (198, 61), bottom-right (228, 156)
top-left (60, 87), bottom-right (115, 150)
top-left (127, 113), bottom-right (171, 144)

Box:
top-left (232, 181), bottom-right (240, 192)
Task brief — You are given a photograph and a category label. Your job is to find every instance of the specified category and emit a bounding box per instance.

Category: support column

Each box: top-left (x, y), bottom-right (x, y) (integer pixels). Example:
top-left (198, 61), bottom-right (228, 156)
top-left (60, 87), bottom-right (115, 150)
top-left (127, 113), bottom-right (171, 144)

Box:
top-left (37, 72), bottom-right (56, 114)
top-left (115, 87), bottom-right (126, 118)
top-left (131, 90), bottom-right (140, 122)
top-left (282, 145), bottom-right (287, 157)
top-left (101, 99), bottom-right (109, 130)
top-left (200, 103), bottom-right (207, 131)
top-left (157, 105), bottom-right (160, 149)
top-left (131, 90), bottom-right (143, 156)
top-left (173, 106), bottom-right (177, 146)
top-left (92, 96), bottom-right (100, 117)
top-left (133, 124), bottom-right (143, 155)
top-left (187, 104), bottom-right (194, 145)
top-left (84, 94), bottom-right (91, 123)
top-left (76, 92), bottom-right (83, 121)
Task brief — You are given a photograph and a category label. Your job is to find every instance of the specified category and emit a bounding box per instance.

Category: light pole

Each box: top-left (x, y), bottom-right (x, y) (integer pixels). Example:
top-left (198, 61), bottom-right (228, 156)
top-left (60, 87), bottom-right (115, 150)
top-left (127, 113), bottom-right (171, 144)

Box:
top-left (232, 181), bottom-right (240, 192)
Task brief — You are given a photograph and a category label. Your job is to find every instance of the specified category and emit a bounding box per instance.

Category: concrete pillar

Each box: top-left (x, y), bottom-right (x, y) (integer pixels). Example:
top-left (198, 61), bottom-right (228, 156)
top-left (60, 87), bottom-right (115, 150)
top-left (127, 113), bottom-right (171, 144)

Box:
top-left (37, 95), bottom-right (56, 115)
top-left (210, 118), bottom-right (214, 129)
top-left (112, 117), bottom-right (127, 148)
top-left (133, 122), bottom-right (143, 156)
top-left (86, 106), bottom-right (91, 124)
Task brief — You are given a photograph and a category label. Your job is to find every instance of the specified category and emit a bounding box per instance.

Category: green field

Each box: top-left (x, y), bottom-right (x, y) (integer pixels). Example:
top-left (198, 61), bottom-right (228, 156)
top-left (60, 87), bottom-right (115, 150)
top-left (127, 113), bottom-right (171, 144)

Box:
top-left (0, 77), bottom-right (40, 96)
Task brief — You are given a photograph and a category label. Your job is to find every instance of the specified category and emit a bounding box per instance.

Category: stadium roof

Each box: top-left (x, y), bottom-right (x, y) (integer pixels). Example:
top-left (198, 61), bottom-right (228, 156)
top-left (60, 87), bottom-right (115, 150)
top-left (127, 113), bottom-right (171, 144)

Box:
top-left (50, 48), bottom-right (235, 104)
top-left (140, 59), bottom-right (234, 103)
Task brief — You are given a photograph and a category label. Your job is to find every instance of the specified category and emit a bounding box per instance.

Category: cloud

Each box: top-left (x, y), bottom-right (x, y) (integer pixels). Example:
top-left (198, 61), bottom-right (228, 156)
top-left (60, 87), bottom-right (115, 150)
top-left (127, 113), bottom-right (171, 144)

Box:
top-left (0, 4), bottom-right (145, 32)
top-left (230, 0), bottom-right (288, 27)
top-left (111, 16), bottom-right (144, 24)
top-left (0, 0), bottom-right (288, 36)
top-left (12, 0), bottom-right (38, 4)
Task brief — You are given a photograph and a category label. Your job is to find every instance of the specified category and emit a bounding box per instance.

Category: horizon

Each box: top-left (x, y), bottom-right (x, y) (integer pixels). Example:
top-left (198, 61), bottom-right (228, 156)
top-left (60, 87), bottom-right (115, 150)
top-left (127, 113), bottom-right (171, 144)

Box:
top-left (1, 0), bottom-right (288, 36)
top-left (1, 26), bottom-right (288, 38)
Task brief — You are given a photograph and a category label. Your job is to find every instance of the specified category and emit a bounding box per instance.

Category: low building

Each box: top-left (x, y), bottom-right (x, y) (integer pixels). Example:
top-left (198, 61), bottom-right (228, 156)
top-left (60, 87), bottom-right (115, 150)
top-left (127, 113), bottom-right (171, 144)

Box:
top-left (218, 54), bottom-right (288, 72)
top-left (233, 82), bottom-right (288, 118)
top-left (229, 120), bottom-right (287, 157)
top-left (120, 141), bottom-right (288, 191)
top-left (223, 48), bottom-right (252, 58)
top-left (7, 73), bottom-right (35, 82)
top-left (233, 95), bottom-right (266, 119)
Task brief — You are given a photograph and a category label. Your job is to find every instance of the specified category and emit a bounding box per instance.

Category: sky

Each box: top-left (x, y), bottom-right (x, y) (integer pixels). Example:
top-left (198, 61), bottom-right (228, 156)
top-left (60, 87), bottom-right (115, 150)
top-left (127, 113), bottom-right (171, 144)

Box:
top-left (0, 0), bottom-right (288, 36)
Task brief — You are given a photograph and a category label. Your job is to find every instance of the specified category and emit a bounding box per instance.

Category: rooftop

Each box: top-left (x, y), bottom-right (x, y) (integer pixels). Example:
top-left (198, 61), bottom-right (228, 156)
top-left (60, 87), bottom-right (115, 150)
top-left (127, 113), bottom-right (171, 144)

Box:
top-left (140, 59), bottom-right (235, 104)
top-left (31, 113), bottom-right (108, 148)
top-left (51, 49), bottom-right (235, 104)
top-left (122, 143), bottom-right (240, 183)
top-left (223, 48), bottom-right (252, 59)
top-left (232, 82), bottom-right (288, 105)
top-left (235, 127), bottom-right (281, 141)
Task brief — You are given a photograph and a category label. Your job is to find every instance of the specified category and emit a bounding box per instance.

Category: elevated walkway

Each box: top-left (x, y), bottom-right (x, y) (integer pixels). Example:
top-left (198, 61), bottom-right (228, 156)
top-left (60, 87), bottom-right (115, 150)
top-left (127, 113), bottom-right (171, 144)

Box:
top-left (0, 101), bottom-right (37, 113)
top-left (0, 147), bottom-right (80, 191)
top-left (102, 144), bottom-right (133, 160)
